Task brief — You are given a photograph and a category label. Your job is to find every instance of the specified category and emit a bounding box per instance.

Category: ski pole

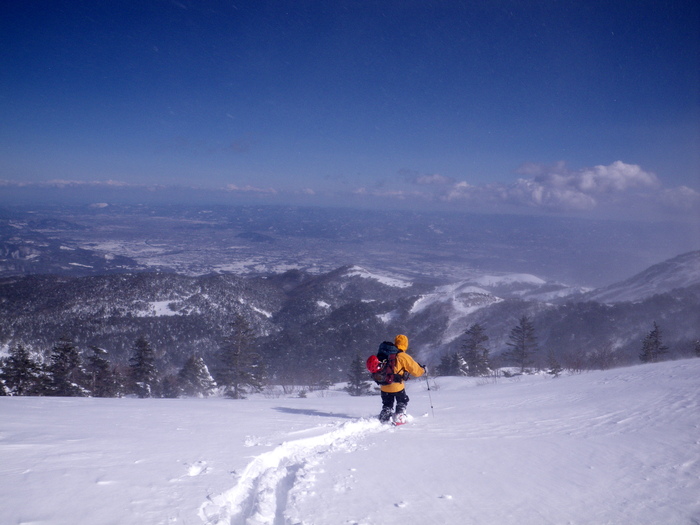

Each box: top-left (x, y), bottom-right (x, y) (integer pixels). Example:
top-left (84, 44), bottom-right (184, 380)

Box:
top-left (424, 368), bottom-right (435, 417)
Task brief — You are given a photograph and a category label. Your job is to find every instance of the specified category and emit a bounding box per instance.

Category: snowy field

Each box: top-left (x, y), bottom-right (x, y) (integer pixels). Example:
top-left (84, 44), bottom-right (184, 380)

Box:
top-left (1, 360), bottom-right (699, 525)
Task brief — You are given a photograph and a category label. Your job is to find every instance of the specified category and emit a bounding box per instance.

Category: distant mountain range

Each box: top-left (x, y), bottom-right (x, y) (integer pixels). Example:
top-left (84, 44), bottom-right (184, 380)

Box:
top-left (2, 251), bottom-right (698, 382)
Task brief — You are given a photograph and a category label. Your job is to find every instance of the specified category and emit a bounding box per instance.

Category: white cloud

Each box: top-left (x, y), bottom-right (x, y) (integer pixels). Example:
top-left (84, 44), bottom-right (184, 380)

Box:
top-left (225, 184), bottom-right (278, 195)
top-left (507, 178), bottom-right (598, 211)
top-left (2, 160), bottom-right (695, 219)
top-left (415, 173), bottom-right (454, 185)
top-left (401, 169), bottom-right (455, 186)
top-left (442, 161), bottom-right (665, 212)
top-left (43, 179), bottom-right (133, 188)
top-left (572, 161), bottom-right (659, 193)
top-left (0, 179), bottom-right (154, 189)
top-left (353, 187), bottom-right (426, 200)
top-left (444, 181), bottom-right (474, 201)
top-left (659, 185), bottom-right (700, 210)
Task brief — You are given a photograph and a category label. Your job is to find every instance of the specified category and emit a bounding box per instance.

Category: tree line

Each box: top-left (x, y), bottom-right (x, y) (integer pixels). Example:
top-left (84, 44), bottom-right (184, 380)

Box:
top-left (434, 317), bottom-right (696, 378)
top-left (2, 313), bottom-right (697, 398)
top-left (0, 314), bottom-right (264, 399)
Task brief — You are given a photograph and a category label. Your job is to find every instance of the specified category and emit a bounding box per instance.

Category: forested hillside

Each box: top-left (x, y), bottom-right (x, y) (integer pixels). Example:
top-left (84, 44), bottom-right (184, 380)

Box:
top-left (2, 253), bottom-right (699, 397)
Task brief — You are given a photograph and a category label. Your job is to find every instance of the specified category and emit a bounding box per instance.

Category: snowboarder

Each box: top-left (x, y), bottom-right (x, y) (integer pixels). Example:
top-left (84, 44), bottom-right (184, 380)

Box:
top-left (378, 334), bottom-right (426, 425)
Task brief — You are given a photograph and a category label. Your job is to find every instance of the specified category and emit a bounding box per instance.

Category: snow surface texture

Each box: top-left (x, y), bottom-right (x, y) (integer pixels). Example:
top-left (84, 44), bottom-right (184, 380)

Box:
top-left (1, 360), bottom-right (699, 525)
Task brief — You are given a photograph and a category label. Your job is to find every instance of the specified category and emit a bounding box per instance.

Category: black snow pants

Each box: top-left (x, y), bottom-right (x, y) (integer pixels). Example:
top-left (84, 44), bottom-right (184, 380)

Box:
top-left (381, 389), bottom-right (409, 414)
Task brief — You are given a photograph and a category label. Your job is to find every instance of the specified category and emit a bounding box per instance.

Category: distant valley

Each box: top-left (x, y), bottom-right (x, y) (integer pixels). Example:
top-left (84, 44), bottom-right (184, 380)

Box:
top-left (1, 204), bottom-right (698, 383)
top-left (2, 203), bottom-right (697, 286)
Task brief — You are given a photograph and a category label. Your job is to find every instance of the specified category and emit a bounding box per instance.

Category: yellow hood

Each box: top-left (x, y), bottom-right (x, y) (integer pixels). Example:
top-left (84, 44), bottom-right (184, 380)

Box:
top-left (394, 334), bottom-right (409, 351)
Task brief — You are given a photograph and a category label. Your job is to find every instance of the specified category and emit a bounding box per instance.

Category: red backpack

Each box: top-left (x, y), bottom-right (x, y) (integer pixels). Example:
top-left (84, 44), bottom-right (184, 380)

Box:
top-left (366, 341), bottom-right (402, 385)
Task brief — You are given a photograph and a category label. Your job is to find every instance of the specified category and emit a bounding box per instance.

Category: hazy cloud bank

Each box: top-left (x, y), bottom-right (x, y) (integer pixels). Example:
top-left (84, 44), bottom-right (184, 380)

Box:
top-left (1, 161), bottom-right (697, 220)
top-left (396, 161), bottom-right (699, 217)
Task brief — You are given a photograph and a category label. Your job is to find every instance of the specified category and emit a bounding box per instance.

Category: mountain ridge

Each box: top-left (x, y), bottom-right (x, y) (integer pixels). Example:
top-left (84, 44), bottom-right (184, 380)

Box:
top-left (582, 250), bottom-right (700, 304)
top-left (2, 251), bottom-right (698, 382)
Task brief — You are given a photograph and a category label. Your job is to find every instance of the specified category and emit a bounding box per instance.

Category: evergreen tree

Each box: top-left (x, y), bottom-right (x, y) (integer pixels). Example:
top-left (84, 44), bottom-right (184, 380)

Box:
top-left (694, 340), bottom-right (700, 358)
top-left (47, 337), bottom-right (88, 397)
top-left (504, 315), bottom-right (539, 373)
top-left (112, 366), bottom-right (128, 397)
top-left (215, 314), bottom-right (263, 399)
top-left (639, 322), bottom-right (669, 363)
top-left (546, 351), bottom-right (563, 378)
top-left (345, 354), bottom-right (372, 396)
top-left (85, 346), bottom-right (119, 398)
top-left (0, 343), bottom-right (45, 396)
top-left (462, 323), bottom-right (491, 376)
top-left (128, 336), bottom-right (159, 398)
top-left (159, 374), bottom-right (182, 398)
top-left (436, 352), bottom-right (462, 376)
top-left (179, 355), bottom-right (217, 397)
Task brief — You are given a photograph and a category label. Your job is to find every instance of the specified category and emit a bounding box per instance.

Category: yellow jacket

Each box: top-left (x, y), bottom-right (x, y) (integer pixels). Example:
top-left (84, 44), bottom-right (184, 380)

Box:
top-left (381, 334), bottom-right (425, 393)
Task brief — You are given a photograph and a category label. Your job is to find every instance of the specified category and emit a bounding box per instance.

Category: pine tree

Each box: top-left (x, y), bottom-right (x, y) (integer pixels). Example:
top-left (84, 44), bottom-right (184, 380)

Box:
top-left (546, 351), bottom-right (563, 378)
top-left (47, 337), bottom-right (88, 397)
top-left (128, 336), bottom-right (159, 398)
top-left (639, 322), bottom-right (669, 364)
top-left (694, 340), bottom-right (700, 358)
top-left (436, 352), bottom-right (462, 376)
top-left (0, 343), bottom-right (45, 396)
top-left (462, 323), bottom-right (491, 376)
top-left (179, 355), bottom-right (217, 397)
top-left (159, 374), bottom-right (182, 398)
top-left (215, 314), bottom-right (263, 399)
top-left (504, 315), bottom-right (539, 373)
top-left (85, 346), bottom-right (119, 398)
top-left (345, 354), bottom-right (372, 396)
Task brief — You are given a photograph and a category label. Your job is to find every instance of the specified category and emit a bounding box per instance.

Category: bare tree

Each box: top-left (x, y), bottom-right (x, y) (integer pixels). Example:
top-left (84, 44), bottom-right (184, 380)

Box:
top-left (588, 343), bottom-right (618, 370)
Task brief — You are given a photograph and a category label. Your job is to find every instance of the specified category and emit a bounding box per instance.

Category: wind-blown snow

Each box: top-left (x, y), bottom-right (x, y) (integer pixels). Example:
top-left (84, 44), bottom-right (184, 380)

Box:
top-left (1, 360), bottom-right (699, 525)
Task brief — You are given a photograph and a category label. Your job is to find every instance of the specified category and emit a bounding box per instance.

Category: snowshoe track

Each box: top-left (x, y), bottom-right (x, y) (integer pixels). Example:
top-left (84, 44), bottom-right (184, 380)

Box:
top-left (199, 417), bottom-right (386, 525)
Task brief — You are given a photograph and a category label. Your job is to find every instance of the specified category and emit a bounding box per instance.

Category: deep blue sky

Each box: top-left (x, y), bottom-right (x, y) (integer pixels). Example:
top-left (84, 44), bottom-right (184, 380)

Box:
top-left (1, 1), bottom-right (699, 219)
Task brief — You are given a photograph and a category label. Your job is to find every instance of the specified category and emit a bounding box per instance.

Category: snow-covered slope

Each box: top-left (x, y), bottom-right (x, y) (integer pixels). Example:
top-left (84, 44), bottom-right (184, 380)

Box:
top-left (342, 265), bottom-right (413, 288)
top-left (585, 250), bottom-right (700, 303)
top-left (2, 359), bottom-right (699, 525)
top-left (409, 281), bottom-right (502, 345)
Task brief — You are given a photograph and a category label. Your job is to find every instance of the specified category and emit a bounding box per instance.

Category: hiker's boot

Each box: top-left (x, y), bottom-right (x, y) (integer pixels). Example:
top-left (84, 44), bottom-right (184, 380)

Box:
top-left (378, 407), bottom-right (393, 423)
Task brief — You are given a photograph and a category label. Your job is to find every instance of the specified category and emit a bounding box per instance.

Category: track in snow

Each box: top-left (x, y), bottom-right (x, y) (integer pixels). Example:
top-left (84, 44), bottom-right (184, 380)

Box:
top-left (199, 417), bottom-right (387, 525)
